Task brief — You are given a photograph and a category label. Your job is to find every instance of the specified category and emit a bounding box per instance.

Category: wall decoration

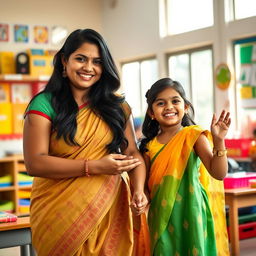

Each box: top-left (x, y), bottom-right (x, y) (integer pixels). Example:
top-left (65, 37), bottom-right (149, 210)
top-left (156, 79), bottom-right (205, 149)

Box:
top-left (239, 64), bottom-right (252, 84)
top-left (252, 44), bottom-right (256, 61)
top-left (14, 24), bottom-right (29, 43)
top-left (33, 26), bottom-right (48, 44)
top-left (0, 24), bottom-right (9, 42)
top-left (51, 26), bottom-right (68, 45)
top-left (215, 63), bottom-right (231, 90)
top-left (239, 43), bottom-right (256, 108)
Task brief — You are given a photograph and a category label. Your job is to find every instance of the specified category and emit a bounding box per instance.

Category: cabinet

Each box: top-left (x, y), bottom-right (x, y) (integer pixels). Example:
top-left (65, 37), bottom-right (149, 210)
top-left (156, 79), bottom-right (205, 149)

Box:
top-left (0, 155), bottom-right (32, 216)
top-left (0, 74), bottom-right (48, 139)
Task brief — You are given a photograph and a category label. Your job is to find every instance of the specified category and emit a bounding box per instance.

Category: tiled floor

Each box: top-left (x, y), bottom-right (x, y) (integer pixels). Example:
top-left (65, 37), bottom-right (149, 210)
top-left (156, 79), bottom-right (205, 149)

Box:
top-left (0, 238), bottom-right (256, 256)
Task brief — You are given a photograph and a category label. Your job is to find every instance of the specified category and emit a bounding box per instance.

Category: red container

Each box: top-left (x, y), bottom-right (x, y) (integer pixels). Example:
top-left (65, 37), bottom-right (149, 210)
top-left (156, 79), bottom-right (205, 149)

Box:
top-left (227, 222), bottom-right (256, 240)
top-left (239, 222), bottom-right (256, 239)
top-left (224, 172), bottom-right (256, 189)
top-left (225, 138), bottom-right (252, 158)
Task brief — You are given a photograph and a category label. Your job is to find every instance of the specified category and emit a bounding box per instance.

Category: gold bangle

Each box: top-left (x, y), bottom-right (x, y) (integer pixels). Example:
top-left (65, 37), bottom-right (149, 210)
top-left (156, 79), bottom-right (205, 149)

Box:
top-left (84, 159), bottom-right (90, 177)
top-left (213, 148), bottom-right (227, 157)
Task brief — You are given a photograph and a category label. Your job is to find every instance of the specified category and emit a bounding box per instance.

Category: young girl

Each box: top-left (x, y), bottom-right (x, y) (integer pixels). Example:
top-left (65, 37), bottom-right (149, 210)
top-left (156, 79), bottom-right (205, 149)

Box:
top-left (139, 78), bottom-right (230, 256)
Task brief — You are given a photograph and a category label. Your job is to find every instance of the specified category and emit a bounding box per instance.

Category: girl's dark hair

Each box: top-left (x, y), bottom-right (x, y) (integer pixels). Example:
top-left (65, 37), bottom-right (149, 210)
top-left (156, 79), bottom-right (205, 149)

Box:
top-left (139, 77), bottom-right (195, 153)
top-left (30, 29), bottom-right (127, 153)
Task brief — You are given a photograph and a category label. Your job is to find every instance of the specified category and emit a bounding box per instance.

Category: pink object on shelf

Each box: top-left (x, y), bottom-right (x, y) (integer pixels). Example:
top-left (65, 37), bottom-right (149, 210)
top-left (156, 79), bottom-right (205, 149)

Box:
top-left (224, 172), bottom-right (256, 189)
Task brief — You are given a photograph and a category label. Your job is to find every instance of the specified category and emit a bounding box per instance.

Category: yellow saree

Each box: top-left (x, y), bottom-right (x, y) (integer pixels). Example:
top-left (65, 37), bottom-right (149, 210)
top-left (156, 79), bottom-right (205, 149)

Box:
top-left (29, 102), bottom-right (139, 256)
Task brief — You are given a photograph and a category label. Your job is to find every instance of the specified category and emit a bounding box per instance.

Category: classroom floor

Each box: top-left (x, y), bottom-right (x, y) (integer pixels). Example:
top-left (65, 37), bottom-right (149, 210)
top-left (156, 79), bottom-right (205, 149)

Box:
top-left (0, 237), bottom-right (256, 256)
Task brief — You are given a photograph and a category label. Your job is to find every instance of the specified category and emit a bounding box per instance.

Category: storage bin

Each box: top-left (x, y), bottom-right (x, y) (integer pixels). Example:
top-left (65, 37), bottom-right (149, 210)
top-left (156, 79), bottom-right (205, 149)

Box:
top-left (227, 222), bottom-right (256, 240)
top-left (224, 172), bottom-right (256, 189)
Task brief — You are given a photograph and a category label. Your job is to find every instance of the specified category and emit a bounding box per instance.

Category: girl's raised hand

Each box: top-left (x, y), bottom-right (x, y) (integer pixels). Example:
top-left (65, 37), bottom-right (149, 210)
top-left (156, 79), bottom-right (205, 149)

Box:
top-left (211, 110), bottom-right (231, 140)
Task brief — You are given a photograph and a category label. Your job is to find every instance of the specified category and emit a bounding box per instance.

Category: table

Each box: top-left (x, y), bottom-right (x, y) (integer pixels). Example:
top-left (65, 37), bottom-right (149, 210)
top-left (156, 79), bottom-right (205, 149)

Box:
top-left (0, 216), bottom-right (35, 256)
top-left (225, 187), bottom-right (256, 256)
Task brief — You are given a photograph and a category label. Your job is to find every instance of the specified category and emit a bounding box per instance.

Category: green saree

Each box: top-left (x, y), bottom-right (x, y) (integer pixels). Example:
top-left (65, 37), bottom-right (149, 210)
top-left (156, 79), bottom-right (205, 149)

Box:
top-left (146, 126), bottom-right (229, 256)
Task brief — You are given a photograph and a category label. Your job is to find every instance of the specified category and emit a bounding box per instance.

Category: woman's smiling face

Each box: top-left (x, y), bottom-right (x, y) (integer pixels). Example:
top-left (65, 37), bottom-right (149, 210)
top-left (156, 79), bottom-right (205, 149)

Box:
top-left (63, 42), bottom-right (103, 92)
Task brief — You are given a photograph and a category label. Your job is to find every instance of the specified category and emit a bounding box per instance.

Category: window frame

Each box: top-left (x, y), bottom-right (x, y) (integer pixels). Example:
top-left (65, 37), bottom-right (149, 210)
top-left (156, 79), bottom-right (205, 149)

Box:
top-left (121, 56), bottom-right (158, 118)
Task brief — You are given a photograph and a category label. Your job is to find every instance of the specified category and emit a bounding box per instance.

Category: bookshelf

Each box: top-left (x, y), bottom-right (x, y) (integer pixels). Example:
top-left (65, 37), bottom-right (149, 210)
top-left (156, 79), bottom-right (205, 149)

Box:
top-left (0, 74), bottom-right (48, 139)
top-left (0, 155), bottom-right (32, 215)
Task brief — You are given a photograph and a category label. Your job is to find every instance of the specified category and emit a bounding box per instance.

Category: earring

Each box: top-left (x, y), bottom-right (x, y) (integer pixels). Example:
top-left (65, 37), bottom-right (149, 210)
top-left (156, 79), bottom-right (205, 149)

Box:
top-left (151, 116), bottom-right (155, 120)
top-left (62, 66), bottom-right (67, 78)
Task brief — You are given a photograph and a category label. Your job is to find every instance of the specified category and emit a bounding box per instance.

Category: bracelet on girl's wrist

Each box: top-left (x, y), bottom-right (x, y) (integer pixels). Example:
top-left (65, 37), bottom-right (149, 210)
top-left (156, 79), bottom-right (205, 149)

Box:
top-left (84, 159), bottom-right (90, 176)
top-left (213, 148), bottom-right (227, 157)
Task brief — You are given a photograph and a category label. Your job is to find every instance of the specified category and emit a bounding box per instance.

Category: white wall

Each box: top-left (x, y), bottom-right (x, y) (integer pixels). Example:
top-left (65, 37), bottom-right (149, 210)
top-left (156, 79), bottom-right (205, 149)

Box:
top-left (0, 0), bottom-right (103, 53)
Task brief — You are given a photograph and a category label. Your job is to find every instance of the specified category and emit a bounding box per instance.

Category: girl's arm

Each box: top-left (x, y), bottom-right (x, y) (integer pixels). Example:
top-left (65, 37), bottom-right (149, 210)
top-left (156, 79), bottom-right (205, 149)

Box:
top-left (194, 110), bottom-right (231, 180)
top-left (23, 114), bottom-right (141, 179)
top-left (123, 115), bottom-right (148, 215)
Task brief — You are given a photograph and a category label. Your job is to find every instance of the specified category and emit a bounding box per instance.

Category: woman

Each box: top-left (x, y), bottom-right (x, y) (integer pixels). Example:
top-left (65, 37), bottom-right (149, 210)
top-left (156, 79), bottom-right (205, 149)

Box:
top-left (23, 29), bottom-right (148, 256)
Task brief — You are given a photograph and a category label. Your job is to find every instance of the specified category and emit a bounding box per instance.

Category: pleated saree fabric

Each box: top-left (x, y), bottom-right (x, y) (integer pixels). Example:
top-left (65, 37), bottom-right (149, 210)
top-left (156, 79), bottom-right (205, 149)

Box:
top-left (28, 99), bottom-right (140, 256)
top-left (145, 125), bottom-right (230, 256)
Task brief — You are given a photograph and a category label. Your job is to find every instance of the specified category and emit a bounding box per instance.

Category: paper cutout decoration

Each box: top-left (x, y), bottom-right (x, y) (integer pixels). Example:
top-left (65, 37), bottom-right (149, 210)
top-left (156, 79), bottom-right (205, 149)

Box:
top-left (215, 63), bottom-right (231, 90)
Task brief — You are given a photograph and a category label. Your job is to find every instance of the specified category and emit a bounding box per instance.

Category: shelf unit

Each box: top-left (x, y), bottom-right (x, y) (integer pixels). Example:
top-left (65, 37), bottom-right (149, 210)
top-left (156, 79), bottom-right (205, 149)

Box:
top-left (0, 74), bottom-right (49, 139)
top-left (0, 155), bottom-right (32, 216)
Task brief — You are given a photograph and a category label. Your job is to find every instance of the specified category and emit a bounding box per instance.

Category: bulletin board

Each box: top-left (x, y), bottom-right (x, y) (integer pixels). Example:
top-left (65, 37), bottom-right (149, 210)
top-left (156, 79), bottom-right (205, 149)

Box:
top-left (239, 42), bottom-right (256, 108)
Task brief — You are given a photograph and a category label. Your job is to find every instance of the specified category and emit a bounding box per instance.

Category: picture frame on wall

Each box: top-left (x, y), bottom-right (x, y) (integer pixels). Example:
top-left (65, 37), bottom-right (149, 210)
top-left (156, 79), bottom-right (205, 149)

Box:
top-left (0, 24), bottom-right (9, 42)
top-left (14, 24), bottom-right (29, 43)
top-left (33, 25), bottom-right (49, 44)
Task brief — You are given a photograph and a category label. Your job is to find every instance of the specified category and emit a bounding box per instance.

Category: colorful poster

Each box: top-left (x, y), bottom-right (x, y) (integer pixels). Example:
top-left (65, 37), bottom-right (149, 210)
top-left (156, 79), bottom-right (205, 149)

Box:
top-left (34, 26), bottom-right (48, 44)
top-left (252, 44), bottom-right (256, 62)
top-left (14, 24), bottom-right (29, 43)
top-left (239, 64), bottom-right (252, 84)
top-left (0, 24), bottom-right (9, 42)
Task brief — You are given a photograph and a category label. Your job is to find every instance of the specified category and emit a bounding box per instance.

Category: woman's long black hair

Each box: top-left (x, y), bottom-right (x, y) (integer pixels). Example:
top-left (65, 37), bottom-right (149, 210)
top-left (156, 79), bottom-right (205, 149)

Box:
top-left (31, 29), bottom-right (127, 153)
top-left (139, 77), bottom-right (196, 153)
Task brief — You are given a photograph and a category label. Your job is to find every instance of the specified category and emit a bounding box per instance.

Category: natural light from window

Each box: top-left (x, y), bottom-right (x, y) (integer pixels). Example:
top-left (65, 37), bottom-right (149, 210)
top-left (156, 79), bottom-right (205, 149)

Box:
top-left (166, 0), bottom-right (213, 34)
top-left (234, 0), bottom-right (256, 19)
top-left (168, 49), bottom-right (213, 129)
top-left (122, 59), bottom-right (158, 118)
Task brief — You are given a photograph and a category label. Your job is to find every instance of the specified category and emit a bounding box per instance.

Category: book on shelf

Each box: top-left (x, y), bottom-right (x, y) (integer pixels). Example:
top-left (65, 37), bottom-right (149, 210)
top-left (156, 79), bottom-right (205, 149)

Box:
top-left (0, 211), bottom-right (17, 223)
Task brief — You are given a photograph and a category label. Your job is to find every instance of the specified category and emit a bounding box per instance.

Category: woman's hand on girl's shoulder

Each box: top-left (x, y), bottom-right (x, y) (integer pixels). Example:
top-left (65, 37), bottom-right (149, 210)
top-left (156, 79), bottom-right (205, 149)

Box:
top-left (89, 154), bottom-right (141, 175)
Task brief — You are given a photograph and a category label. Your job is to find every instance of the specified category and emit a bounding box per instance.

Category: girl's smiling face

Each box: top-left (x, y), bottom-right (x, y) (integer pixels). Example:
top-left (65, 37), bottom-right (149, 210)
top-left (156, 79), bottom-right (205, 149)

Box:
top-left (151, 87), bottom-right (188, 128)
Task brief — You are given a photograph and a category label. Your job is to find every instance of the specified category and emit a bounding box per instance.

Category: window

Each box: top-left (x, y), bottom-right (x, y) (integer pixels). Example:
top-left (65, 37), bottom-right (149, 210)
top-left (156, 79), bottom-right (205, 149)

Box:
top-left (168, 47), bottom-right (214, 129)
top-left (233, 0), bottom-right (256, 20)
top-left (121, 58), bottom-right (158, 118)
top-left (161, 0), bottom-right (214, 36)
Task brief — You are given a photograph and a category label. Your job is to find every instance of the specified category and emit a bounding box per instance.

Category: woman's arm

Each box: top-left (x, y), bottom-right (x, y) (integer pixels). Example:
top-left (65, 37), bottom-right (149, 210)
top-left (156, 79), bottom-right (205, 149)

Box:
top-left (194, 110), bottom-right (231, 180)
top-left (23, 114), bottom-right (141, 179)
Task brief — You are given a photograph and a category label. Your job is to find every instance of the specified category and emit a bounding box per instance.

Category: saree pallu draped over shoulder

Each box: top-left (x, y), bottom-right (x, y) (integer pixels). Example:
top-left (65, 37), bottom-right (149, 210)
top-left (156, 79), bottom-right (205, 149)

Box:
top-left (30, 104), bottom-right (140, 256)
top-left (145, 125), bottom-right (230, 256)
